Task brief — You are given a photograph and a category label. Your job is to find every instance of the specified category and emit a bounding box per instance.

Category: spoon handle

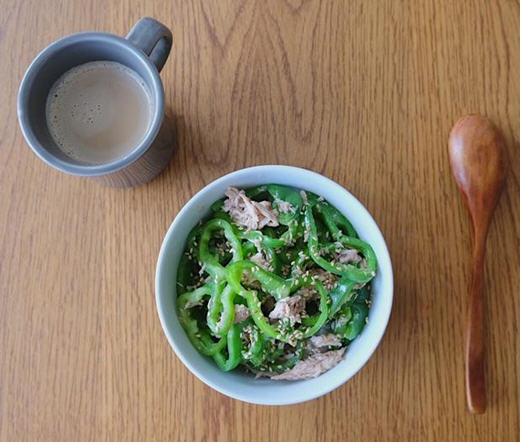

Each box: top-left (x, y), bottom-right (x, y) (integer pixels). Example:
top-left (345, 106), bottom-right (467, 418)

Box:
top-left (466, 228), bottom-right (487, 414)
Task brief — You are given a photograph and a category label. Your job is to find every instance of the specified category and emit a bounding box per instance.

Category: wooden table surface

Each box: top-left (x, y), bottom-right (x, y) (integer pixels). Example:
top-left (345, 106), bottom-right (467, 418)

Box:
top-left (1, 1), bottom-right (519, 441)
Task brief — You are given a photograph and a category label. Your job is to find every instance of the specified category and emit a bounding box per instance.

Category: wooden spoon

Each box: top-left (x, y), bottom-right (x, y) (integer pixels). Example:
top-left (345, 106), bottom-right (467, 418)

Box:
top-left (448, 115), bottom-right (507, 414)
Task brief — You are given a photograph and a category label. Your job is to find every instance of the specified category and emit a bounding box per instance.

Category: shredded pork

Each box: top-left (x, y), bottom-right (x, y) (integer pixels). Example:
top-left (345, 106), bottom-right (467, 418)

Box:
top-left (276, 199), bottom-right (295, 214)
top-left (223, 187), bottom-right (279, 231)
top-left (242, 252), bottom-right (271, 287)
top-left (270, 348), bottom-right (346, 380)
top-left (234, 304), bottom-right (250, 323)
top-left (249, 252), bottom-right (271, 271)
top-left (309, 334), bottom-right (342, 349)
top-left (268, 295), bottom-right (305, 325)
top-left (336, 248), bottom-right (362, 264)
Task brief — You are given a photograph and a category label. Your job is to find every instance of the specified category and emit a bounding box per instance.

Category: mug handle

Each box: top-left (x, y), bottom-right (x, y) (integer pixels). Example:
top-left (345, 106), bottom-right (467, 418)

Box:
top-left (126, 17), bottom-right (172, 72)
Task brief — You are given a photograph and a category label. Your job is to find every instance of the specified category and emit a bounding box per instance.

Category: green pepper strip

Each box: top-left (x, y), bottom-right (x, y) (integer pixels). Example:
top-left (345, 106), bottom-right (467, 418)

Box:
top-left (331, 305), bottom-right (353, 336)
top-left (211, 210), bottom-right (233, 223)
top-left (199, 218), bottom-right (243, 281)
top-left (263, 245), bottom-right (281, 275)
top-left (225, 261), bottom-right (293, 342)
top-left (344, 303), bottom-right (369, 340)
top-left (289, 247), bottom-right (311, 278)
top-left (305, 206), bottom-right (376, 283)
top-left (176, 253), bottom-right (193, 292)
top-left (302, 281), bottom-right (330, 338)
top-left (212, 323), bottom-right (242, 371)
top-left (242, 241), bottom-right (257, 257)
top-left (353, 283), bottom-right (371, 304)
top-left (263, 341), bottom-right (284, 364)
top-left (240, 230), bottom-right (286, 248)
top-left (211, 192), bottom-right (288, 250)
top-left (226, 260), bottom-right (291, 301)
top-left (343, 285), bottom-right (371, 339)
top-left (177, 285), bottom-right (226, 356)
top-left (209, 211), bottom-right (287, 250)
top-left (279, 219), bottom-right (304, 246)
top-left (207, 283), bottom-right (236, 337)
top-left (316, 201), bottom-right (358, 238)
top-left (239, 320), bottom-right (266, 367)
top-left (332, 284), bottom-right (370, 339)
top-left (267, 184), bottom-right (303, 225)
top-left (268, 341), bottom-right (304, 372)
top-left (245, 185), bottom-right (268, 199)
top-left (210, 198), bottom-right (225, 213)
top-left (247, 335), bottom-right (265, 367)
top-left (329, 276), bottom-right (357, 315)
top-left (277, 243), bottom-right (299, 265)
top-left (176, 225), bottom-right (203, 292)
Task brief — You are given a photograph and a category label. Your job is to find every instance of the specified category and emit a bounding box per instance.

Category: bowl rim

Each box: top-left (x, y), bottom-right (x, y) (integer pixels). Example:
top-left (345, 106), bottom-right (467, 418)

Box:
top-left (155, 165), bottom-right (393, 405)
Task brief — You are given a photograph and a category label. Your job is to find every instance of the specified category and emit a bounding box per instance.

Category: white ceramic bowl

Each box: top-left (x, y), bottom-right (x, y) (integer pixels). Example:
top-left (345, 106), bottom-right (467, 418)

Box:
top-left (155, 165), bottom-right (393, 405)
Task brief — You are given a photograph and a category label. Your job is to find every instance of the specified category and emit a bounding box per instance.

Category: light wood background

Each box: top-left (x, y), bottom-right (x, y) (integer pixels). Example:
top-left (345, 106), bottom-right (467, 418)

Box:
top-left (1, 1), bottom-right (519, 441)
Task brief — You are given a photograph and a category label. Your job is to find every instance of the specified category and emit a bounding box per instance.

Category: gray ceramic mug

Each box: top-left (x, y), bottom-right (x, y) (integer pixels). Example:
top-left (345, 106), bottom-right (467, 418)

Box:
top-left (18, 17), bottom-right (174, 187)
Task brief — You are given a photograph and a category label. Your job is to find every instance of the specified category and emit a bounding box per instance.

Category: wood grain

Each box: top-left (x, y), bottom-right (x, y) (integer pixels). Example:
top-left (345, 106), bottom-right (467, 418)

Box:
top-left (1, 0), bottom-right (519, 441)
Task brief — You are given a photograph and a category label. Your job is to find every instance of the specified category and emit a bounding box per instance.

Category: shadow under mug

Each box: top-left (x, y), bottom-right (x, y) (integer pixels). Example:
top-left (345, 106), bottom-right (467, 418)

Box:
top-left (17, 17), bottom-right (174, 188)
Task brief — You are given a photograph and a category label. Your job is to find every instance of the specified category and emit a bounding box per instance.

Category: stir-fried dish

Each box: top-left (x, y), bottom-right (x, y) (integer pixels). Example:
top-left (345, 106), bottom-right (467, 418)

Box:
top-left (176, 185), bottom-right (377, 380)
